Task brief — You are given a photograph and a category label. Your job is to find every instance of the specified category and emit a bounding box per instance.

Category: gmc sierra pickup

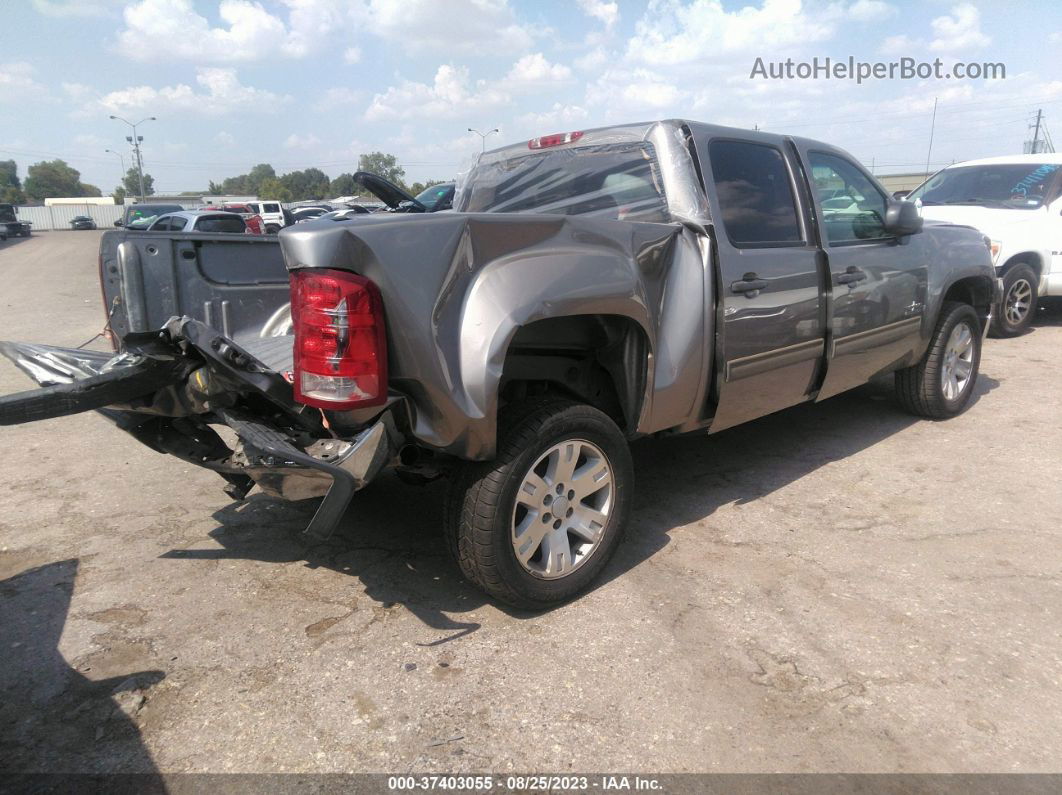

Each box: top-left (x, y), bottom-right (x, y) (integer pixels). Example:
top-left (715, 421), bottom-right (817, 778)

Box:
top-left (0, 120), bottom-right (999, 608)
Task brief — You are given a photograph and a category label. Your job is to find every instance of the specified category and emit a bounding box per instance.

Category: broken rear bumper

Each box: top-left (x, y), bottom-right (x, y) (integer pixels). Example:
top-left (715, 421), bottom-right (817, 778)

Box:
top-left (0, 319), bottom-right (402, 540)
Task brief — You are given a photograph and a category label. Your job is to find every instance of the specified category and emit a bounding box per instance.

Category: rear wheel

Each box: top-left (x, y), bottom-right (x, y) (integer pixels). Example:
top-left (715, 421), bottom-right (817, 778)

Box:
top-left (445, 397), bottom-right (632, 609)
top-left (265, 224), bottom-right (281, 234)
top-left (895, 301), bottom-right (981, 419)
top-left (990, 263), bottom-right (1037, 337)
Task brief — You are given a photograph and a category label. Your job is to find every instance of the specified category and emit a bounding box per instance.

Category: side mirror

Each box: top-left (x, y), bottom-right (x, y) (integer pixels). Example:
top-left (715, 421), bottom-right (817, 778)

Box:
top-left (113, 220), bottom-right (123, 227)
top-left (884, 199), bottom-right (923, 236)
top-left (892, 190), bottom-right (911, 199)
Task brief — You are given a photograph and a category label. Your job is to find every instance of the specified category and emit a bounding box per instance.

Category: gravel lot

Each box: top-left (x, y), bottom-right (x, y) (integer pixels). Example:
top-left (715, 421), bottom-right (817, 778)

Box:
top-left (2, 231), bottom-right (1061, 775)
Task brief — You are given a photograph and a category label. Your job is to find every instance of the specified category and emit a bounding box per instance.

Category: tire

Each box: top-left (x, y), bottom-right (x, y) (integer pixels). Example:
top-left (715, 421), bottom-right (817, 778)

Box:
top-left (895, 301), bottom-right (981, 419)
top-left (265, 224), bottom-right (281, 234)
top-left (990, 263), bottom-right (1038, 337)
top-left (444, 397), bottom-right (633, 609)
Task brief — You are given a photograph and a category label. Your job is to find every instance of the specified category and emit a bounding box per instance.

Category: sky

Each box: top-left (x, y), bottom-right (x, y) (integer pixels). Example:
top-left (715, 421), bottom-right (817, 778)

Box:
top-left (2, 0), bottom-right (1061, 194)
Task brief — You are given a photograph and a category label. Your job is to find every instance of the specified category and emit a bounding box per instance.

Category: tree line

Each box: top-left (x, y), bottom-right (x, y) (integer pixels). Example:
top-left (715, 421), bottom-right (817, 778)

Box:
top-left (207, 153), bottom-right (445, 202)
top-left (1, 152), bottom-right (447, 205)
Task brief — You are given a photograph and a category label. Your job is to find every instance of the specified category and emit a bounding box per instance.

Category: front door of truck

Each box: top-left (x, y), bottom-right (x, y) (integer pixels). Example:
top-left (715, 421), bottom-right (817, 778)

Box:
top-left (796, 148), bottom-right (928, 400)
top-left (699, 136), bottom-right (826, 432)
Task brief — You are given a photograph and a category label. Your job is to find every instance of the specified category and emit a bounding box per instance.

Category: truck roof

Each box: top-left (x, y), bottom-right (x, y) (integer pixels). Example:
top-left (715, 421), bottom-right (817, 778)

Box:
top-left (938, 153), bottom-right (1062, 168)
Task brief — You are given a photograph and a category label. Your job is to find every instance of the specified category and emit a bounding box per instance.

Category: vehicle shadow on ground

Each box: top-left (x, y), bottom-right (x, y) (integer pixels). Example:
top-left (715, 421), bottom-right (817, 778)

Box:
top-left (181, 373), bottom-right (999, 632)
top-left (1034, 298), bottom-right (1062, 327)
top-left (0, 235), bottom-right (33, 249)
top-left (0, 559), bottom-right (165, 777)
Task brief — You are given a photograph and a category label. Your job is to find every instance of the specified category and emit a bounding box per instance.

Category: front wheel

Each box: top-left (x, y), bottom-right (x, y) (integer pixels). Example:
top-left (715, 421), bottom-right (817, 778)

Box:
top-left (991, 263), bottom-right (1037, 337)
top-left (445, 398), bottom-right (633, 609)
top-left (265, 224), bottom-right (281, 234)
top-left (895, 301), bottom-right (982, 419)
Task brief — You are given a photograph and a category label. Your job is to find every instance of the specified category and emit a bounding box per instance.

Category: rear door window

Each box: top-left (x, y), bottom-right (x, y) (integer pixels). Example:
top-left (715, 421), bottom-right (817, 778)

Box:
top-left (196, 215), bottom-right (245, 233)
top-left (707, 140), bottom-right (803, 247)
top-left (263, 203), bottom-right (280, 213)
top-left (169, 217), bottom-right (188, 232)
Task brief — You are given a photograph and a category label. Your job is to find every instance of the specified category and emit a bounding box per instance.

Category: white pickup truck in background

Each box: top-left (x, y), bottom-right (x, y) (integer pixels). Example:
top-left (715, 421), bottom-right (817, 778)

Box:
top-left (908, 154), bottom-right (1062, 336)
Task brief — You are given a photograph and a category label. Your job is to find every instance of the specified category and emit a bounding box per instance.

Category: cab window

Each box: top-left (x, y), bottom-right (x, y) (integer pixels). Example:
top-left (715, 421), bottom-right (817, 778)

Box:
top-left (809, 152), bottom-right (890, 245)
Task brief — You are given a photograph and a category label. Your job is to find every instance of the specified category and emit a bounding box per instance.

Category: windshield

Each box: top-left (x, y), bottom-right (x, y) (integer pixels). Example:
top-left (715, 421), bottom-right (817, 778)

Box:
top-left (126, 204), bottom-right (182, 227)
top-left (0, 204), bottom-right (16, 223)
top-left (456, 142), bottom-right (669, 223)
top-left (414, 183), bottom-right (455, 211)
top-left (909, 163), bottom-right (1061, 209)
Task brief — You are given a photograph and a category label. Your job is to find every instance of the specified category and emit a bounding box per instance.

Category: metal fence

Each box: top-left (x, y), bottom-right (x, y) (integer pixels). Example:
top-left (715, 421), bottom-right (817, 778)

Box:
top-left (15, 204), bottom-right (125, 231)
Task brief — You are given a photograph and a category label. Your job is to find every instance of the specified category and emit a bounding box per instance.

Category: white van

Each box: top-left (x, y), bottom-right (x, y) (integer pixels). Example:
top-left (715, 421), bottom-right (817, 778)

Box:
top-left (908, 155), bottom-right (1062, 336)
top-left (246, 201), bottom-right (287, 234)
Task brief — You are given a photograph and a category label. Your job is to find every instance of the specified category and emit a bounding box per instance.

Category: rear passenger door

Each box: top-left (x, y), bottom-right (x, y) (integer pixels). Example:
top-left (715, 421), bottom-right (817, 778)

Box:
top-left (796, 148), bottom-right (928, 400)
top-left (698, 136), bottom-right (827, 432)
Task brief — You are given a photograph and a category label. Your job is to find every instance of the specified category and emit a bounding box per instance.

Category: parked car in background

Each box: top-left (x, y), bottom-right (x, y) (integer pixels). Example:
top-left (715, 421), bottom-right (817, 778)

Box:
top-left (69, 216), bottom-right (97, 230)
top-left (291, 206), bottom-right (332, 223)
top-left (246, 201), bottom-right (287, 233)
top-left (352, 172), bottom-right (455, 213)
top-left (116, 204), bottom-right (184, 229)
top-left (908, 154), bottom-right (1062, 336)
top-left (414, 181), bottom-right (456, 212)
top-left (146, 210), bottom-right (247, 234)
top-left (203, 204), bottom-right (264, 235)
top-left (0, 120), bottom-right (998, 608)
top-left (317, 207), bottom-right (373, 221)
top-left (0, 203), bottom-right (32, 237)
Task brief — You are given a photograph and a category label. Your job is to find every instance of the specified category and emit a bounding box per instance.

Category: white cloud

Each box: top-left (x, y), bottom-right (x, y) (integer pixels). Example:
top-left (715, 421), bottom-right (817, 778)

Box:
top-left (284, 133), bottom-right (322, 149)
top-left (0, 62), bottom-right (48, 102)
top-left (1050, 31), bottom-right (1062, 44)
top-left (574, 47), bottom-right (610, 72)
top-left (517, 103), bottom-right (591, 132)
top-left (847, 0), bottom-right (895, 22)
top-left (586, 66), bottom-right (689, 117)
top-left (213, 131), bottom-right (236, 146)
top-left (365, 64), bottom-right (508, 121)
top-left (577, 0), bottom-right (619, 30)
top-left (116, 0), bottom-right (288, 61)
top-left (878, 33), bottom-right (916, 55)
top-left (503, 53), bottom-right (572, 88)
top-left (96, 68), bottom-right (287, 116)
top-left (366, 0), bottom-right (535, 55)
top-left (930, 3), bottom-right (990, 52)
top-left (113, 0), bottom-right (369, 61)
top-left (280, 0), bottom-right (368, 57)
top-left (626, 0), bottom-right (836, 66)
top-left (343, 46), bottom-right (362, 64)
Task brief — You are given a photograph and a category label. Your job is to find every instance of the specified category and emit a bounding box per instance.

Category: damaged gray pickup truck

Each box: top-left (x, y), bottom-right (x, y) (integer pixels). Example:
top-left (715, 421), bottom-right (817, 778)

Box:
top-left (0, 120), bottom-right (999, 608)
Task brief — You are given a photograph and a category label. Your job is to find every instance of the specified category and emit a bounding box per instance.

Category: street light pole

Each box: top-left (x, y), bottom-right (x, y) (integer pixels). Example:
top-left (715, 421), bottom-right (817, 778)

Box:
top-left (468, 127), bottom-right (499, 153)
top-left (104, 149), bottom-right (125, 193)
top-left (108, 115), bottom-right (156, 201)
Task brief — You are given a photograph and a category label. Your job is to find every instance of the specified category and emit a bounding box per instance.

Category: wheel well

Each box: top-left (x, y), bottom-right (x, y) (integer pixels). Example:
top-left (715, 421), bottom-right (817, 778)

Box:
top-left (500, 315), bottom-right (649, 433)
top-left (943, 275), bottom-right (994, 327)
top-left (1000, 253), bottom-right (1043, 278)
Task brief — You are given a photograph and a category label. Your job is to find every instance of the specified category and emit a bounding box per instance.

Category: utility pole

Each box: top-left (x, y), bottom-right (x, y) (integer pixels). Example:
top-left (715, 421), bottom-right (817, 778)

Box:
top-left (108, 115), bottom-right (156, 201)
top-left (1031, 109), bottom-right (1043, 154)
top-left (468, 127), bottom-right (499, 153)
top-left (924, 97), bottom-right (938, 180)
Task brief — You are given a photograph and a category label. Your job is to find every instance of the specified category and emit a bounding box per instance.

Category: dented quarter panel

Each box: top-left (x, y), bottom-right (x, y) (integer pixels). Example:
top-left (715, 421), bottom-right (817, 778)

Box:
top-left (280, 212), bottom-right (715, 459)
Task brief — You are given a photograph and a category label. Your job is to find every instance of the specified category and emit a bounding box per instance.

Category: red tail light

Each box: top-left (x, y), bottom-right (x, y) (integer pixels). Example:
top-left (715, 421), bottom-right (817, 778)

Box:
top-left (290, 268), bottom-right (387, 410)
top-left (528, 130), bottom-right (584, 149)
